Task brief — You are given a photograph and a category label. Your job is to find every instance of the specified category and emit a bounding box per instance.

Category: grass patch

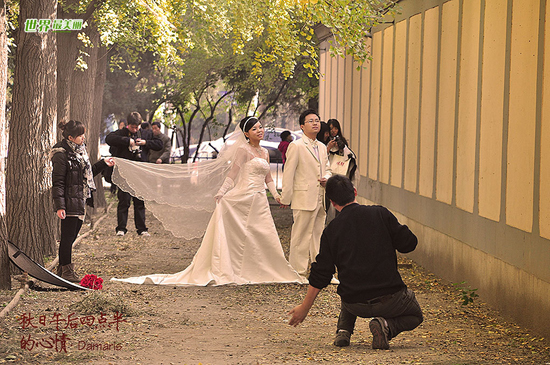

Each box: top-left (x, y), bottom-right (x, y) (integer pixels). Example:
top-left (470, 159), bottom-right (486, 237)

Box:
top-left (69, 291), bottom-right (137, 316)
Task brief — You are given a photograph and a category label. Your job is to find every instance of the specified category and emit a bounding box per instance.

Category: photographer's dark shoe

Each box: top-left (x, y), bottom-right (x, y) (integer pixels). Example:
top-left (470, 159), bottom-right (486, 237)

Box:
top-left (334, 329), bottom-right (351, 347)
top-left (369, 317), bottom-right (389, 350)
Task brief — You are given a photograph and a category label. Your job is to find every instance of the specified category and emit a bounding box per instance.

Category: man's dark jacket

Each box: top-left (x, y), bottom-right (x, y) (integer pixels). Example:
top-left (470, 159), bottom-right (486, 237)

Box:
top-left (51, 139), bottom-right (108, 215)
top-left (309, 203), bottom-right (418, 303)
top-left (105, 127), bottom-right (162, 161)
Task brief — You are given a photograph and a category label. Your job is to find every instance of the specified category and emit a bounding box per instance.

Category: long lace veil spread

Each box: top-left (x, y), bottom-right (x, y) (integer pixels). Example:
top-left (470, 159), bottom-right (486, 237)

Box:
top-left (112, 127), bottom-right (247, 240)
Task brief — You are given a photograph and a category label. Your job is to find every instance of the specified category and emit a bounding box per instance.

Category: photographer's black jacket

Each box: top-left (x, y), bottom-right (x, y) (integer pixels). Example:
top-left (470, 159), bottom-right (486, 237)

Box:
top-left (51, 139), bottom-right (108, 215)
top-left (105, 127), bottom-right (162, 161)
top-left (309, 203), bottom-right (418, 303)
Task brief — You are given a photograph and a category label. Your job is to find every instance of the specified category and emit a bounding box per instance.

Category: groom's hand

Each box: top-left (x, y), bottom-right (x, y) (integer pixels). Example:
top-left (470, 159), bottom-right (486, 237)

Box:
top-left (279, 203), bottom-right (289, 209)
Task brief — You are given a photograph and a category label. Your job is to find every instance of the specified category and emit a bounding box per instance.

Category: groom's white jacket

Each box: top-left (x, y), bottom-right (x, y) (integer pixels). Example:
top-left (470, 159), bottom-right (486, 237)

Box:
top-left (280, 137), bottom-right (332, 211)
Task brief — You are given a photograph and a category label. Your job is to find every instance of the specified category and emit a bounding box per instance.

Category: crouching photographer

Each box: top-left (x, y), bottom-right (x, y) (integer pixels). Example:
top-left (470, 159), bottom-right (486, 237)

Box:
top-left (105, 112), bottom-right (162, 237)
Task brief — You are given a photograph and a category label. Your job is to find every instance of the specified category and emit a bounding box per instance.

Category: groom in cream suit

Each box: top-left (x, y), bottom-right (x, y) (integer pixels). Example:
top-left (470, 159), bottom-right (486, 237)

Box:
top-left (280, 109), bottom-right (332, 277)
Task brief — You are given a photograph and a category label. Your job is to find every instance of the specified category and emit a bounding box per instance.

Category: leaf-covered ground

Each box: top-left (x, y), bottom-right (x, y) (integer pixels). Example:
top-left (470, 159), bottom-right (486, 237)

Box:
top-left (1, 195), bottom-right (549, 364)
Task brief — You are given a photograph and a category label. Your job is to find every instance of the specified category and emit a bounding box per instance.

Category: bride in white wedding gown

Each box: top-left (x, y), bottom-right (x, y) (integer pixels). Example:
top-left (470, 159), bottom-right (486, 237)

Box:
top-left (111, 117), bottom-right (306, 286)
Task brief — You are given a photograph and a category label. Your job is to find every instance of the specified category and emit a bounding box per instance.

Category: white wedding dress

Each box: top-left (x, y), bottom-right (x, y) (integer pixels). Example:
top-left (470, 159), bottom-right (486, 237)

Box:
top-left (111, 145), bottom-right (306, 286)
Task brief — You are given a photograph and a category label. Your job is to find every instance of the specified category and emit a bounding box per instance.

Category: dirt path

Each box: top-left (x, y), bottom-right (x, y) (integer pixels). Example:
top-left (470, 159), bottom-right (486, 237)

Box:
top-left (1, 196), bottom-right (550, 364)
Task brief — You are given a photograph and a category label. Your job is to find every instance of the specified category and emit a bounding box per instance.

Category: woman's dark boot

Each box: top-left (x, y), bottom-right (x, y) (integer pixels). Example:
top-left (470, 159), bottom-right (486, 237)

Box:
top-left (61, 263), bottom-right (80, 282)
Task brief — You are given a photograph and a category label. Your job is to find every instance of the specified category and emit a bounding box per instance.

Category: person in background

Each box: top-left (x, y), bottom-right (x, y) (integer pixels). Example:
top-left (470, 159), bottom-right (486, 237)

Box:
top-left (324, 118), bottom-right (358, 223)
top-left (288, 175), bottom-right (423, 350)
top-left (51, 120), bottom-right (115, 281)
top-left (139, 122), bottom-right (153, 162)
top-left (149, 122), bottom-right (172, 164)
top-left (326, 119), bottom-right (349, 153)
top-left (277, 130), bottom-right (293, 166)
top-left (316, 122), bottom-right (331, 146)
top-left (108, 119), bottom-right (127, 194)
top-left (106, 112), bottom-right (162, 237)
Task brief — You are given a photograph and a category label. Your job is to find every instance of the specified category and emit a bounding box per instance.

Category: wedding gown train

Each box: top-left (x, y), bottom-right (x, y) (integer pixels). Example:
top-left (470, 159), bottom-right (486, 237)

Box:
top-left (111, 152), bottom-right (306, 286)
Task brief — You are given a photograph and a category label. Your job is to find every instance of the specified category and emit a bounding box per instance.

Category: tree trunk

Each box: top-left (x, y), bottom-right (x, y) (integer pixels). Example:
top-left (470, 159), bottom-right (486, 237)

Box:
top-left (257, 79), bottom-right (288, 121)
top-left (0, 0), bottom-right (10, 289)
top-left (0, 215), bottom-right (9, 289)
top-left (42, 3), bottom-right (58, 254)
top-left (56, 0), bottom-right (102, 141)
top-left (222, 107), bottom-right (233, 139)
top-left (193, 91), bottom-right (232, 162)
top-left (91, 44), bottom-right (108, 208)
top-left (7, 0), bottom-right (58, 265)
top-left (70, 23), bottom-right (100, 218)
top-left (0, 0), bottom-right (6, 216)
top-left (175, 107), bottom-right (189, 163)
top-left (55, 29), bottom-right (78, 140)
top-left (88, 44), bottom-right (109, 209)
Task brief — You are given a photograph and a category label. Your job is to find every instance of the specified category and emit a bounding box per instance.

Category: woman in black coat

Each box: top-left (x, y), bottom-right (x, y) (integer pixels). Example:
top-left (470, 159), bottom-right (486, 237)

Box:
top-left (51, 120), bottom-right (115, 282)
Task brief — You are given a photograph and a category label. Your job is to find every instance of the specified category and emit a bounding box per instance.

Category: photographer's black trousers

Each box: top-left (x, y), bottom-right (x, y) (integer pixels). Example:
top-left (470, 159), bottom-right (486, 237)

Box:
top-left (116, 189), bottom-right (147, 234)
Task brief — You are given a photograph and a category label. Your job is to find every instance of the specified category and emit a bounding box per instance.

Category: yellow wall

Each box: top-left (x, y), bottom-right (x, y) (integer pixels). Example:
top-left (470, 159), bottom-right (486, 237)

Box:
top-left (380, 27), bottom-right (394, 184)
top-left (436, 0), bottom-right (459, 205)
top-left (317, 0), bottom-right (550, 339)
top-left (456, 0), bottom-right (480, 213)
top-left (359, 40), bottom-right (372, 176)
top-left (542, 1), bottom-right (550, 240)
top-left (369, 32), bottom-right (382, 180)
top-left (479, 0), bottom-right (506, 222)
top-left (405, 14), bottom-right (421, 193)
top-left (351, 63), bottom-right (361, 153)
top-left (337, 57), bottom-right (345, 124)
top-left (419, 7), bottom-right (439, 198)
top-left (506, 0), bottom-right (538, 232)
top-left (343, 56), bottom-right (353, 140)
top-left (391, 20), bottom-right (407, 188)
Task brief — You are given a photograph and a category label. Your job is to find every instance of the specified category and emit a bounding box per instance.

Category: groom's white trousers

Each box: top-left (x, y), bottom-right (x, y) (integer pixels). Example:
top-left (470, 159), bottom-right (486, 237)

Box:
top-left (289, 191), bottom-right (326, 277)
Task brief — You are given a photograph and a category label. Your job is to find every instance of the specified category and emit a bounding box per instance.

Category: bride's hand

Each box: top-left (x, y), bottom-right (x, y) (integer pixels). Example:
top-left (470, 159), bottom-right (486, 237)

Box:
top-left (275, 197), bottom-right (281, 204)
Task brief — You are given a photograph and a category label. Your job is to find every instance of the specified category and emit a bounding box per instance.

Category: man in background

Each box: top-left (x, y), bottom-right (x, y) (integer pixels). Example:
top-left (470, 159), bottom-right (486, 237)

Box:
top-left (106, 112), bottom-right (162, 237)
top-left (149, 122), bottom-right (171, 164)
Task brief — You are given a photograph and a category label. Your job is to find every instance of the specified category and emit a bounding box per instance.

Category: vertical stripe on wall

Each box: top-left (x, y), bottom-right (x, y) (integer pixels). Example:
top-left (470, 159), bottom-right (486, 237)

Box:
top-left (380, 27), bottom-right (394, 184)
top-left (391, 20), bottom-right (407, 188)
top-left (506, 0), bottom-right (539, 232)
top-left (456, 0), bottom-right (481, 213)
top-left (541, 1), bottom-right (550, 240)
top-left (419, 7), bottom-right (439, 198)
top-left (319, 46), bottom-right (327, 121)
top-left (359, 42), bottom-right (372, 177)
top-left (405, 14), bottom-right (422, 192)
top-left (343, 56), bottom-right (353, 137)
top-left (337, 57), bottom-right (345, 124)
top-left (436, 0), bottom-right (459, 204)
top-left (332, 55), bottom-right (339, 119)
top-left (324, 51), bottom-right (332, 120)
top-left (351, 62), bottom-right (362, 152)
top-left (479, 0), bottom-right (506, 222)
top-left (369, 32), bottom-right (383, 180)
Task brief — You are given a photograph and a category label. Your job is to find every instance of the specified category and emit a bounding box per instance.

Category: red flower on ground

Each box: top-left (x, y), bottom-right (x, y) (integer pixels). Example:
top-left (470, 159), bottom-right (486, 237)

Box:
top-left (79, 274), bottom-right (103, 290)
